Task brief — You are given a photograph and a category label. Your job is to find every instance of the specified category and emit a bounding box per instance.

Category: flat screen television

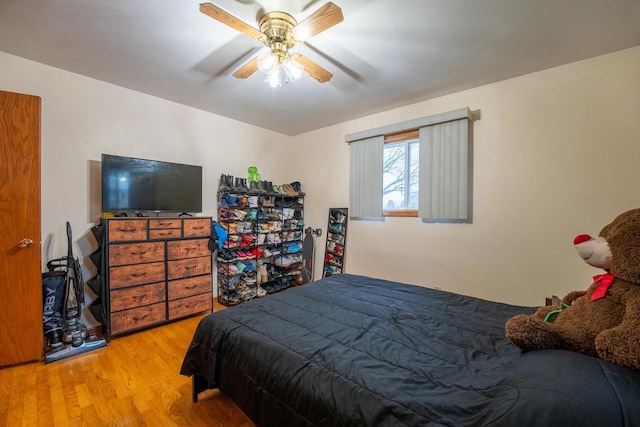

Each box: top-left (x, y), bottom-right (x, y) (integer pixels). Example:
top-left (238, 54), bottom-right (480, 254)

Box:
top-left (101, 154), bottom-right (203, 213)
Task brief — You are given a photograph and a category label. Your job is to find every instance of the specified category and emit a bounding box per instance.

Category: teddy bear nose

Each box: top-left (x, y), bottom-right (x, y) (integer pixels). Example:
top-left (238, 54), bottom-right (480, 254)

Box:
top-left (573, 234), bottom-right (592, 245)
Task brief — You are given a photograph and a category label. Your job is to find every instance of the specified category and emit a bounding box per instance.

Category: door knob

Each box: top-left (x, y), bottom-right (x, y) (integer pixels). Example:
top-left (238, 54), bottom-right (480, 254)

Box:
top-left (18, 238), bottom-right (33, 248)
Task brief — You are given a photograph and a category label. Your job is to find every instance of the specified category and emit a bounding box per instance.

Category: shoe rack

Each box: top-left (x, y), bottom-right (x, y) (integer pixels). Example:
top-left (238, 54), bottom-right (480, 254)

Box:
top-left (323, 208), bottom-right (348, 277)
top-left (216, 174), bottom-right (305, 306)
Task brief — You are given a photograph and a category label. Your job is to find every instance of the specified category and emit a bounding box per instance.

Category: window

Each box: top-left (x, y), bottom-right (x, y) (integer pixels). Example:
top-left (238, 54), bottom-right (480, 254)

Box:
top-left (383, 130), bottom-right (419, 217)
top-left (347, 107), bottom-right (473, 222)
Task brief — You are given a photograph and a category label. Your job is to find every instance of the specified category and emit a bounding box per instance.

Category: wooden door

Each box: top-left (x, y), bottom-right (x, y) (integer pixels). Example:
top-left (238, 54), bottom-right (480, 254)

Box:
top-left (0, 90), bottom-right (42, 366)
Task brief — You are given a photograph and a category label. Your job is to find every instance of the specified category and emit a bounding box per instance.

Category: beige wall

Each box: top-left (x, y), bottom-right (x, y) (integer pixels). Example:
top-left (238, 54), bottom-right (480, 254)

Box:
top-left (292, 46), bottom-right (640, 306)
top-left (1, 46), bottom-right (639, 312)
top-left (0, 51), bottom-right (292, 324)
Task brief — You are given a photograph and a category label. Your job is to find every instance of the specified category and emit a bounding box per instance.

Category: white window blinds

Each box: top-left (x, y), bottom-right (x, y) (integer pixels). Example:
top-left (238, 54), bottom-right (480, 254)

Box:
top-left (349, 135), bottom-right (384, 220)
top-left (418, 119), bottom-right (471, 222)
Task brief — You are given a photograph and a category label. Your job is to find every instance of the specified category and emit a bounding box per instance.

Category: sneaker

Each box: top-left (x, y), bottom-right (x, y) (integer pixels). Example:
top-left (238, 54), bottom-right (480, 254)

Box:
top-left (234, 209), bottom-right (248, 220)
top-left (220, 291), bottom-right (241, 306)
top-left (266, 212), bottom-right (281, 221)
top-left (219, 208), bottom-right (233, 221)
top-left (252, 247), bottom-right (264, 259)
top-left (257, 234), bottom-right (266, 245)
top-left (239, 249), bottom-right (256, 259)
top-left (327, 233), bottom-right (344, 245)
top-left (241, 289), bottom-right (257, 301)
top-left (240, 235), bottom-right (253, 247)
top-left (244, 261), bottom-right (256, 272)
top-left (283, 208), bottom-right (294, 220)
top-left (217, 250), bottom-right (236, 261)
top-left (288, 242), bottom-right (302, 253)
top-left (329, 223), bottom-right (343, 234)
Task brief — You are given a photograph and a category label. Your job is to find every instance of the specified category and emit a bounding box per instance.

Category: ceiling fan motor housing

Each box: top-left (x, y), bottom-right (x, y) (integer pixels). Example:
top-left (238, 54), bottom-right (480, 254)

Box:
top-left (259, 11), bottom-right (298, 53)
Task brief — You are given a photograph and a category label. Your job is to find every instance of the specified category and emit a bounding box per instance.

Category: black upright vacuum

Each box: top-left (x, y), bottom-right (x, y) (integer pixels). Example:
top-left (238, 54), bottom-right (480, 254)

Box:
top-left (42, 222), bottom-right (106, 363)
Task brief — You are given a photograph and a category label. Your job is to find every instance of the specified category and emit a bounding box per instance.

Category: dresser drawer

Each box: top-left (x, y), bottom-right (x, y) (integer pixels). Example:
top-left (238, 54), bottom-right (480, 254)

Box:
top-left (149, 219), bottom-right (182, 229)
top-left (111, 302), bottom-right (166, 335)
top-left (149, 228), bottom-right (182, 240)
top-left (108, 242), bottom-right (165, 267)
top-left (167, 275), bottom-right (212, 300)
top-left (109, 261), bottom-right (166, 289)
top-left (183, 218), bottom-right (211, 237)
top-left (168, 294), bottom-right (212, 320)
top-left (110, 282), bottom-right (165, 312)
top-left (108, 219), bottom-right (148, 241)
top-left (167, 238), bottom-right (210, 260)
top-left (167, 256), bottom-right (211, 280)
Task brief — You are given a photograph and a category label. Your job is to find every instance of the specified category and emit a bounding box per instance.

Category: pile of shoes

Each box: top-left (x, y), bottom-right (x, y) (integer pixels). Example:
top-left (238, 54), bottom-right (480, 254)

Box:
top-left (216, 173), bottom-right (307, 306)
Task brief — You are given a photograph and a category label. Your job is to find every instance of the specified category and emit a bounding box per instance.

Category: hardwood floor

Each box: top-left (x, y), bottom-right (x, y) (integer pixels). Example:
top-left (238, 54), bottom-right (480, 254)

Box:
top-left (0, 301), bottom-right (254, 427)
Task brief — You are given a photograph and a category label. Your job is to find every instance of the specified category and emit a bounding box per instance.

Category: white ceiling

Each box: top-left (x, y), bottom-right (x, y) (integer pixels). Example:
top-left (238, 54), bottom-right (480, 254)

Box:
top-left (1, 0), bottom-right (639, 136)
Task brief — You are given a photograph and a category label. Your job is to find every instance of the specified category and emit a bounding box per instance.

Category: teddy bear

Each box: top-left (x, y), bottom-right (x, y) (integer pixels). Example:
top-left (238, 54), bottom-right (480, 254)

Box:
top-left (505, 208), bottom-right (640, 371)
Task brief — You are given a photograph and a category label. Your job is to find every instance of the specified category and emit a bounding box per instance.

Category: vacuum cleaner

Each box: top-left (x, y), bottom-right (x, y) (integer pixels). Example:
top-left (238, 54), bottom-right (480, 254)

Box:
top-left (42, 222), bottom-right (106, 363)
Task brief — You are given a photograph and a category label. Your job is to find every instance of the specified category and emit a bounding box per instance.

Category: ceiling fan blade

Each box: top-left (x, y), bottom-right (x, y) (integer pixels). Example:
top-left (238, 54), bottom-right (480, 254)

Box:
top-left (291, 2), bottom-right (343, 42)
top-left (294, 54), bottom-right (333, 83)
top-left (232, 57), bottom-right (259, 79)
top-left (199, 3), bottom-right (264, 41)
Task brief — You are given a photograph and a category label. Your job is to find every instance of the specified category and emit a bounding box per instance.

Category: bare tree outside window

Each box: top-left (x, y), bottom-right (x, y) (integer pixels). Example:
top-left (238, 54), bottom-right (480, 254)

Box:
top-left (383, 140), bottom-right (419, 210)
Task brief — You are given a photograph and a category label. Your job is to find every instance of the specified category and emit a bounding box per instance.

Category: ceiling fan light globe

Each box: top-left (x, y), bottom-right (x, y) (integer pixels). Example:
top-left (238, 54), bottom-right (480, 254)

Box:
top-left (283, 57), bottom-right (304, 81)
top-left (267, 67), bottom-right (282, 87)
top-left (257, 52), bottom-right (278, 74)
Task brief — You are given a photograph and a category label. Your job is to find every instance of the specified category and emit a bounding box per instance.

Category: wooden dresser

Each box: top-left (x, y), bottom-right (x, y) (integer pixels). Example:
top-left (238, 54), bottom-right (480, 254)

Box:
top-left (97, 217), bottom-right (213, 340)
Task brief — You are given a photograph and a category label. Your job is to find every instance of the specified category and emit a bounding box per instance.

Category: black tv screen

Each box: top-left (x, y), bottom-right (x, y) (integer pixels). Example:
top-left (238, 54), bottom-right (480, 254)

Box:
top-left (101, 154), bottom-right (203, 213)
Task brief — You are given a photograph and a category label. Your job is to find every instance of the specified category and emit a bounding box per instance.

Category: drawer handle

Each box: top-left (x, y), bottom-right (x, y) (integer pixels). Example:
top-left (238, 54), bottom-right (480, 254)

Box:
top-left (132, 294), bottom-right (147, 301)
top-left (184, 265), bottom-right (196, 270)
top-left (130, 251), bottom-right (147, 256)
top-left (131, 272), bottom-right (147, 278)
top-left (157, 222), bottom-right (173, 226)
top-left (191, 226), bottom-right (204, 230)
top-left (185, 247), bottom-right (197, 251)
top-left (117, 228), bottom-right (137, 233)
top-left (132, 314), bottom-right (148, 322)
top-left (158, 231), bottom-right (175, 236)
top-left (185, 285), bottom-right (197, 290)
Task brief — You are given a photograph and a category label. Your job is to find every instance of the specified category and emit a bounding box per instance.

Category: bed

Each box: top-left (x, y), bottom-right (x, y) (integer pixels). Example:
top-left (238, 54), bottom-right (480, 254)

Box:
top-left (180, 274), bottom-right (640, 426)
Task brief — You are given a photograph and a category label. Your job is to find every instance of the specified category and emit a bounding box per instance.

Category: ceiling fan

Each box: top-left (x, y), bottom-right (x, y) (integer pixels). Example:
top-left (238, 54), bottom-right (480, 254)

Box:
top-left (199, 2), bottom-right (343, 87)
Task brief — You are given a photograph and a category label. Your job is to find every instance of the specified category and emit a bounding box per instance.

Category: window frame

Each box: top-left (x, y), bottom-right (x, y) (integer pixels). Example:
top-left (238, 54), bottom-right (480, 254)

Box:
top-left (383, 129), bottom-right (419, 218)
